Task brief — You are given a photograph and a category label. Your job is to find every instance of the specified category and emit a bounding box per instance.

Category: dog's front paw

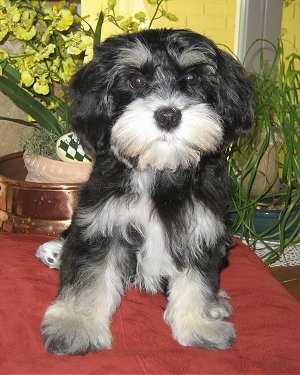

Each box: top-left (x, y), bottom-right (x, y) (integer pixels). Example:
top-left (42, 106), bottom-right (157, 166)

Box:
top-left (206, 290), bottom-right (233, 320)
top-left (42, 301), bottom-right (112, 355)
top-left (36, 240), bottom-right (63, 269)
top-left (169, 318), bottom-right (236, 350)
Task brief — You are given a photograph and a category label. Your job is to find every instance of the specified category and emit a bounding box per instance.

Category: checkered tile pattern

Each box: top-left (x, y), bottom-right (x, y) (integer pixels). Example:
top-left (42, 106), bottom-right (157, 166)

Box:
top-left (58, 134), bottom-right (92, 163)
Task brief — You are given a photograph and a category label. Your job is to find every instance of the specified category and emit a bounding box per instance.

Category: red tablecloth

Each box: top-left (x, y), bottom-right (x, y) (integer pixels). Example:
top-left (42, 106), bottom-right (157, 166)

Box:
top-left (0, 233), bottom-right (299, 374)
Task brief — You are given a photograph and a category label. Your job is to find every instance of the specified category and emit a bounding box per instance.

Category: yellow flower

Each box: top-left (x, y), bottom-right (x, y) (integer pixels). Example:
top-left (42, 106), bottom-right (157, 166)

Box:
top-left (14, 24), bottom-right (36, 40)
top-left (21, 70), bottom-right (34, 87)
top-left (0, 4), bottom-right (21, 41)
top-left (120, 17), bottom-right (140, 33)
top-left (0, 23), bottom-right (8, 42)
top-left (33, 76), bottom-right (50, 95)
top-left (35, 44), bottom-right (56, 62)
top-left (56, 9), bottom-right (74, 31)
top-left (162, 10), bottom-right (178, 22)
top-left (51, 56), bottom-right (61, 71)
top-left (134, 11), bottom-right (147, 23)
top-left (0, 8), bottom-right (6, 21)
top-left (0, 47), bottom-right (8, 61)
top-left (34, 61), bottom-right (50, 76)
top-left (21, 53), bottom-right (36, 70)
top-left (46, 101), bottom-right (59, 110)
top-left (8, 4), bottom-right (21, 23)
top-left (59, 57), bottom-right (78, 82)
top-left (62, 32), bottom-right (93, 55)
top-left (41, 25), bottom-right (54, 44)
top-left (13, 9), bottom-right (37, 40)
top-left (14, 56), bottom-right (36, 78)
top-left (45, 7), bottom-right (74, 32)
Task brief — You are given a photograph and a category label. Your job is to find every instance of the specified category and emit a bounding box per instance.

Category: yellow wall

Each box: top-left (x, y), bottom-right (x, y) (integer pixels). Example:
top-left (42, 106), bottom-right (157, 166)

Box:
top-left (144, 0), bottom-right (237, 50)
top-left (81, 0), bottom-right (237, 51)
top-left (282, 0), bottom-right (300, 54)
top-left (82, 0), bottom-right (299, 57)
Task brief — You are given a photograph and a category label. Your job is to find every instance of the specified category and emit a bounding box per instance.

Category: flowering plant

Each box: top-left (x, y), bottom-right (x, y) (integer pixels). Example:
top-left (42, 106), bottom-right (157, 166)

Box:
top-left (0, 0), bottom-right (177, 158)
top-left (0, 0), bottom-right (96, 138)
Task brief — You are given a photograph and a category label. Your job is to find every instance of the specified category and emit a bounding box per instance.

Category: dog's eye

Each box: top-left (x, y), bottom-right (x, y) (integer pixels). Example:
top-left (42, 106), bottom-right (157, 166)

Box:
top-left (128, 74), bottom-right (146, 89)
top-left (183, 71), bottom-right (200, 86)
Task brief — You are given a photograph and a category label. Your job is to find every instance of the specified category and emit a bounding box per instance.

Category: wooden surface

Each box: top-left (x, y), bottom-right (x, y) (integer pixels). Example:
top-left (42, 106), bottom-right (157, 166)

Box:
top-left (271, 266), bottom-right (300, 301)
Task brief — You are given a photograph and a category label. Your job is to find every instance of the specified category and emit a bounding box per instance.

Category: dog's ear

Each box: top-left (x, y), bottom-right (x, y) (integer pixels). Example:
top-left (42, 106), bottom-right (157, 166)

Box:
top-left (215, 50), bottom-right (255, 142)
top-left (67, 56), bottom-right (112, 157)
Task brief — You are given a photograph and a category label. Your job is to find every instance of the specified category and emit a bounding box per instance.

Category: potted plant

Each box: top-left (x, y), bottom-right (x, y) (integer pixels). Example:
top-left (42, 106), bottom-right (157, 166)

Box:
top-left (227, 39), bottom-right (300, 264)
top-left (0, 0), bottom-right (97, 182)
top-left (0, 0), bottom-right (178, 180)
top-left (0, 0), bottom-right (178, 233)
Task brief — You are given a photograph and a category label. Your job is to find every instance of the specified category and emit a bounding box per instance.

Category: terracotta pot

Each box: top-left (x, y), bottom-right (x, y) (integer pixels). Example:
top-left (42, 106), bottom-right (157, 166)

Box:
top-left (24, 152), bottom-right (92, 183)
top-left (0, 152), bottom-right (85, 236)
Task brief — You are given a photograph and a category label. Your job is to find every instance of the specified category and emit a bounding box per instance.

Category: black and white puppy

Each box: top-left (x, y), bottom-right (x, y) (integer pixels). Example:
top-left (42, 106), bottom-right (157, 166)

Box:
top-left (39, 29), bottom-right (254, 355)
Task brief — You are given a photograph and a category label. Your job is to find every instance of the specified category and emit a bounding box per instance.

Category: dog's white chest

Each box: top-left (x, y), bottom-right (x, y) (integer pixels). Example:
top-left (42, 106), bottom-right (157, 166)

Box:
top-left (127, 171), bottom-right (177, 291)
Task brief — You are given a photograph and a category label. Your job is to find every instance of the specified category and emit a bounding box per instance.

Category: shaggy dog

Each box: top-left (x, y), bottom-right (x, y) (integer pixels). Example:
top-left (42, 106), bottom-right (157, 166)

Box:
top-left (38, 29), bottom-right (254, 355)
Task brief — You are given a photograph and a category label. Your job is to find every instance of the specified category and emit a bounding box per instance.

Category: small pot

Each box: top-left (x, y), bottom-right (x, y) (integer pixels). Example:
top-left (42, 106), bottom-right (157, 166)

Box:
top-left (0, 152), bottom-right (85, 235)
top-left (230, 205), bottom-right (300, 241)
top-left (24, 152), bottom-right (92, 183)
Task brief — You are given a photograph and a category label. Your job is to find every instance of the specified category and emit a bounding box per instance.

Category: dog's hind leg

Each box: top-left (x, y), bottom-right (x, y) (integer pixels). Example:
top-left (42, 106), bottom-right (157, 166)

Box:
top-left (164, 267), bottom-right (235, 350)
top-left (41, 243), bottom-right (124, 355)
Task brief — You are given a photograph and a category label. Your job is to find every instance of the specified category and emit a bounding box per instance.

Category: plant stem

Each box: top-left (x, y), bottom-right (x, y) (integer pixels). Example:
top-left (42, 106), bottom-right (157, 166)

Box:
top-left (148, 0), bottom-right (164, 30)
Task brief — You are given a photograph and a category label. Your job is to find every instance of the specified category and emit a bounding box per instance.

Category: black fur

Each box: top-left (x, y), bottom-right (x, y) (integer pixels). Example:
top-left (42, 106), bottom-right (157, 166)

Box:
top-left (69, 29), bottom-right (254, 157)
top-left (41, 29), bottom-right (255, 355)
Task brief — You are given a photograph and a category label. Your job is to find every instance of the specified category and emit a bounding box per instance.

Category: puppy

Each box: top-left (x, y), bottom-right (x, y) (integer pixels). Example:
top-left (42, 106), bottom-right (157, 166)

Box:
top-left (39, 29), bottom-right (254, 355)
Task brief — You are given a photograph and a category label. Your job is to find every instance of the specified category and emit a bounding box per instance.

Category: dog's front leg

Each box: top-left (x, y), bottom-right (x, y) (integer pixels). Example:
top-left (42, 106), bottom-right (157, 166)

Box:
top-left (41, 241), bottom-right (123, 355)
top-left (164, 267), bottom-right (235, 350)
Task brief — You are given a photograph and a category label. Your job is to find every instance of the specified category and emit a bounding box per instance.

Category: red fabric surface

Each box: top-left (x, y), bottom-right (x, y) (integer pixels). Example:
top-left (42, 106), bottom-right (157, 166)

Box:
top-left (0, 232), bottom-right (299, 374)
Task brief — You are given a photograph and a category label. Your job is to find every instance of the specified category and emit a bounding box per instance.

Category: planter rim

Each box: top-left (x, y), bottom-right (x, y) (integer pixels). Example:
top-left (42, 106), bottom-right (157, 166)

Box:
top-left (230, 204), bottom-right (300, 216)
top-left (0, 152), bottom-right (83, 189)
top-left (255, 205), bottom-right (300, 214)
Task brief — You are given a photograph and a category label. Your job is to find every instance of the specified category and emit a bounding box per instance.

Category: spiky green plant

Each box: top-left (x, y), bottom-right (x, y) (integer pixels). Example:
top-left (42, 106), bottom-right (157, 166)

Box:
top-left (227, 39), bottom-right (300, 264)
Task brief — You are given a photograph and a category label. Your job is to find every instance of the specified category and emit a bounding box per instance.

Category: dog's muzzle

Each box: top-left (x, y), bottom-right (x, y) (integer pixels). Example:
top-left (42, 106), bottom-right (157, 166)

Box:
top-left (154, 107), bottom-right (182, 131)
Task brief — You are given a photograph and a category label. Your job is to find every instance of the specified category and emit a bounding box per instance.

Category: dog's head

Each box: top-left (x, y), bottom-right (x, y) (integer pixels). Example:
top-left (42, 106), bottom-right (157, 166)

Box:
top-left (69, 29), bottom-right (254, 170)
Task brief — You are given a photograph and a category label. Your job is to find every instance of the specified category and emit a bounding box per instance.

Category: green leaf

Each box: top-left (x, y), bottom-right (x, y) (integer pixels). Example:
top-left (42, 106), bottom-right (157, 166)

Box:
top-left (0, 116), bottom-right (38, 127)
top-left (0, 76), bottom-right (62, 136)
top-left (94, 11), bottom-right (105, 46)
top-left (1, 63), bottom-right (21, 83)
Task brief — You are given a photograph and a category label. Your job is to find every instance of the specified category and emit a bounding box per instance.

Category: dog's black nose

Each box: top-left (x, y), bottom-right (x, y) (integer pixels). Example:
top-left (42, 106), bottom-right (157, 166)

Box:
top-left (154, 107), bottom-right (181, 131)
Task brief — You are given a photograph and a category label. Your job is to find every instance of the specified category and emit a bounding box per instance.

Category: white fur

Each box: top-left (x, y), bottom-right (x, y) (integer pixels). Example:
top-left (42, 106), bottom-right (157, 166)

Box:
top-left (42, 253), bottom-right (124, 354)
top-left (164, 268), bottom-right (235, 349)
top-left (111, 95), bottom-right (223, 171)
top-left (188, 200), bottom-right (225, 249)
top-left (116, 39), bottom-right (153, 68)
top-left (36, 239), bottom-right (64, 269)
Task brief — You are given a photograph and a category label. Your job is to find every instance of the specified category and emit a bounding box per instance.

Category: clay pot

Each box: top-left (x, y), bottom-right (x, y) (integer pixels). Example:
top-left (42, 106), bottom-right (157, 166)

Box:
top-left (24, 152), bottom-right (92, 183)
top-left (0, 152), bottom-right (88, 235)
